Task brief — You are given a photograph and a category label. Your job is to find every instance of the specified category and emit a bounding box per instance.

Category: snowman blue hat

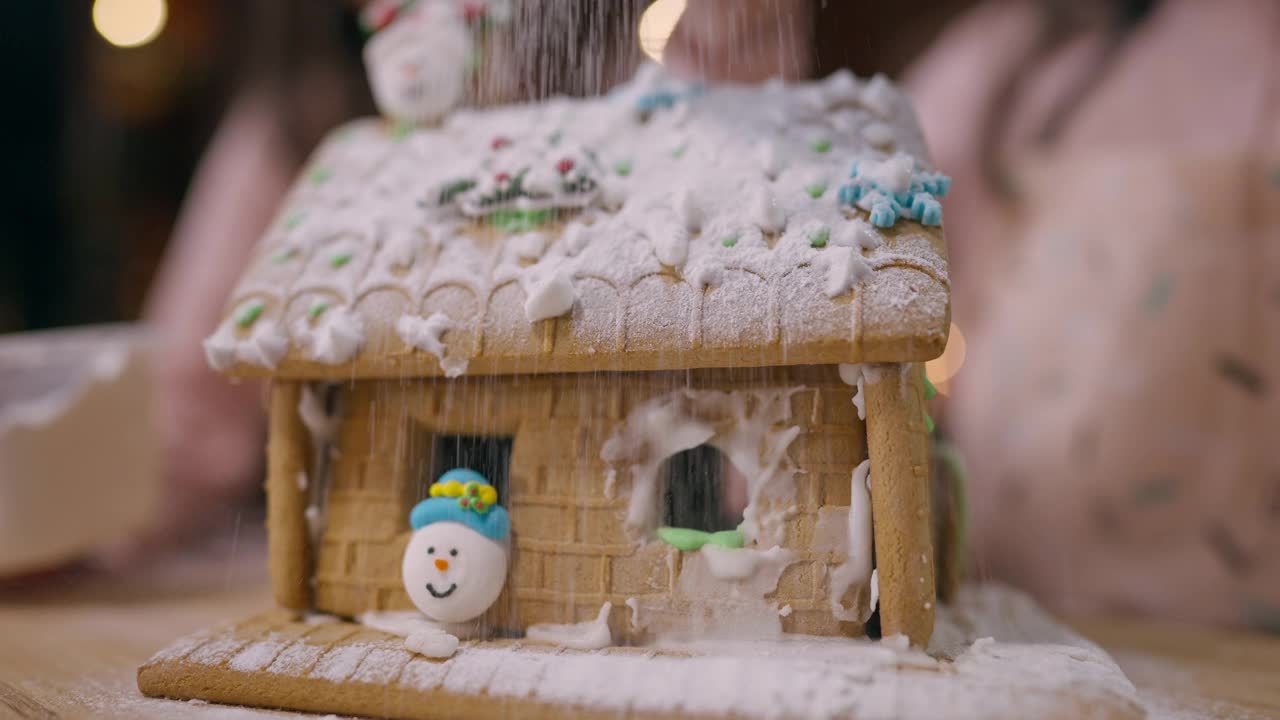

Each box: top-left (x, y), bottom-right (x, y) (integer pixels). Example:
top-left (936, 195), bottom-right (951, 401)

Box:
top-left (409, 468), bottom-right (510, 541)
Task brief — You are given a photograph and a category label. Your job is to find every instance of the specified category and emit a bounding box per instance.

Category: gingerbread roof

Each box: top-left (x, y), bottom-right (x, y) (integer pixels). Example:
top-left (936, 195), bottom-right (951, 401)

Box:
top-left (206, 66), bottom-right (951, 379)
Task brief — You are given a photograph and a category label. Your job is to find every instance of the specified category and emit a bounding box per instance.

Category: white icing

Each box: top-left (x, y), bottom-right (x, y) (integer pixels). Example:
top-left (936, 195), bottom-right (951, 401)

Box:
top-left (699, 545), bottom-right (795, 582)
top-left (862, 154), bottom-right (915, 195)
top-left (778, 604), bottom-right (793, 617)
top-left (833, 217), bottom-right (881, 250)
top-left (828, 459), bottom-right (875, 623)
top-left (823, 245), bottom-right (873, 298)
top-left (861, 122), bottom-right (896, 148)
top-left (212, 67), bottom-right (946, 371)
top-left (860, 74), bottom-right (899, 119)
top-left (405, 628), bottom-right (461, 659)
top-left (396, 312), bottom-right (467, 377)
top-left (837, 363), bottom-right (868, 421)
top-left (521, 266), bottom-right (576, 322)
top-left (203, 312), bottom-right (287, 371)
top-left (603, 388), bottom-right (801, 545)
top-left (292, 306), bottom-right (365, 364)
top-left (526, 602), bottom-right (613, 650)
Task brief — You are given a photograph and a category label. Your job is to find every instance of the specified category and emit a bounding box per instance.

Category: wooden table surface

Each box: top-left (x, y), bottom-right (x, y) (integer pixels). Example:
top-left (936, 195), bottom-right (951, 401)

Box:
top-left (2, 524), bottom-right (1278, 720)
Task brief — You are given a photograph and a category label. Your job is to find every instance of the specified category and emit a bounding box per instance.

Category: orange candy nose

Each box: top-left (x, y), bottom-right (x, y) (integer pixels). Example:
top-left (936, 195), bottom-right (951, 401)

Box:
top-left (434, 558), bottom-right (449, 572)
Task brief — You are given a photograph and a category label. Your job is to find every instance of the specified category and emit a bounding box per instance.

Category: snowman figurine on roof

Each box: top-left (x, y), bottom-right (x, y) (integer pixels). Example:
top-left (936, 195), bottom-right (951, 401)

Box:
top-left (393, 469), bottom-right (511, 657)
top-left (361, 0), bottom-right (514, 126)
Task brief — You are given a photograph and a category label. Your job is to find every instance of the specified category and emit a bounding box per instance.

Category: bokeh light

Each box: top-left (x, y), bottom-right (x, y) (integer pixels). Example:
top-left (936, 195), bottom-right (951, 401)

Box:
top-left (638, 0), bottom-right (686, 63)
top-left (92, 0), bottom-right (168, 49)
top-left (926, 323), bottom-right (966, 395)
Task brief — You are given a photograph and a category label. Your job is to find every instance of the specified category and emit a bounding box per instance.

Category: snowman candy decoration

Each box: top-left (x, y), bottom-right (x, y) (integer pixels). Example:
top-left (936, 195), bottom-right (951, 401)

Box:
top-left (399, 469), bottom-right (511, 657)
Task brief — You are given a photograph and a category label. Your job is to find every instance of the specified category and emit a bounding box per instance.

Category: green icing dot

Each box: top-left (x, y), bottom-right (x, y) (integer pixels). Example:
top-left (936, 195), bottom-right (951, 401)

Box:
top-left (284, 212), bottom-right (305, 230)
top-left (271, 248), bottom-right (297, 264)
top-left (721, 234), bottom-right (739, 247)
top-left (329, 252), bottom-right (353, 269)
top-left (309, 167), bottom-right (333, 185)
top-left (308, 302), bottom-right (329, 320)
top-left (672, 144), bottom-right (687, 159)
top-left (809, 227), bottom-right (830, 248)
top-left (811, 138), bottom-right (832, 153)
top-left (806, 184), bottom-right (827, 199)
top-left (614, 160), bottom-right (633, 177)
top-left (235, 302), bottom-right (265, 329)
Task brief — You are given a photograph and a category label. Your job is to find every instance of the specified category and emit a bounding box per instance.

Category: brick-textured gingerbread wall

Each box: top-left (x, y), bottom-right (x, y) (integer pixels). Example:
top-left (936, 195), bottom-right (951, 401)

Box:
top-left (309, 365), bottom-right (867, 640)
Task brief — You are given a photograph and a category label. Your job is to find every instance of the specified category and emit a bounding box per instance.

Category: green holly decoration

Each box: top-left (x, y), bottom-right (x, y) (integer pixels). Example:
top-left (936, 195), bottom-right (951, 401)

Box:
top-left (672, 144), bottom-right (688, 159)
top-left (488, 208), bottom-right (552, 233)
top-left (437, 179), bottom-right (477, 205)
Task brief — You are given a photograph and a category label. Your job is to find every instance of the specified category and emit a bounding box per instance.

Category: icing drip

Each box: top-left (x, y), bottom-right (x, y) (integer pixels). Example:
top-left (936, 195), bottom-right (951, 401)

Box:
top-left (397, 312), bottom-right (467, 377)
top-left (603, 388), bottom-right (802, 546)
top-left (292, 306), bottom-right (365, 365)
top-left (357, 610), bottom-right (464, 659)
top-left (828, 459), bottom-right (875, 623)
top-left (700, 545), bottom-right (795, 582)
top-left (526, 602), bottom-right (613, 650)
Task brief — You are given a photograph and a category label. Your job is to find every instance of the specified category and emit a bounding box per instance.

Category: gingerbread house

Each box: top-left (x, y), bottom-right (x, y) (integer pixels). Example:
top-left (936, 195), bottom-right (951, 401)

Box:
top-left (140, 52), bottom-right (965, 715)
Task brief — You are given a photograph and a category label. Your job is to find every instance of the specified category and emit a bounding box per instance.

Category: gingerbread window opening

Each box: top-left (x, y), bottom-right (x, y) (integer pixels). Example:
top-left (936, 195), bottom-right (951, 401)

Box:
top-left (660, 444), bottom-right (745, 534)
top-left (420, 433), bottom-right (513, 505)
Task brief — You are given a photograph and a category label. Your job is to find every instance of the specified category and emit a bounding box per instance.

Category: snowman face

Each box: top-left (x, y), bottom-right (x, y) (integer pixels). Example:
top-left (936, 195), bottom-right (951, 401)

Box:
top-left (364, 4), bottom-right (471, 125)
top-left (402, 522), bottom-right (509, 623)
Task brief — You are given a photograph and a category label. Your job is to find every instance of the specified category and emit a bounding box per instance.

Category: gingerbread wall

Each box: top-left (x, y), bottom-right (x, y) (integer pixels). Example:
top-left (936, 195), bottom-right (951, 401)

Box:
top-left (307, 365), bottom-right (868, 640)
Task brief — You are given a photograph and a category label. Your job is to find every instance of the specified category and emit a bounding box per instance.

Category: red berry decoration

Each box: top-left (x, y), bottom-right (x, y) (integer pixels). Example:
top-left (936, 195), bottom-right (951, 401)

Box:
top-left (495, 172), bottom-right (511, 184)
top-left (556, 157), bottom-right (575, 175)
top-left (458, 497), bottom-right (471, 508)
top-left (462, 1), bottom-right (487, 22)
top-left (491, 136), bottom-right (511, 151)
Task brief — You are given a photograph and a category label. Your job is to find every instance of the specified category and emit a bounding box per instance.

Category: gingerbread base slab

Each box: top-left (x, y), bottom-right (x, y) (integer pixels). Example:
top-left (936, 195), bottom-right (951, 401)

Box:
top-left (138, 585), bottom-right (1142, 720)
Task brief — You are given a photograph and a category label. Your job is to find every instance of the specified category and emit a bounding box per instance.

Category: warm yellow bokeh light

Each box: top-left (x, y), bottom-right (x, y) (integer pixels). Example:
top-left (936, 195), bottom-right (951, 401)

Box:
top-left (638, 0), bottom-right (686, 63)
top-left (925, 323), bottom-right (966, 394)
top-left (93, 0), bottom-right (167, 49)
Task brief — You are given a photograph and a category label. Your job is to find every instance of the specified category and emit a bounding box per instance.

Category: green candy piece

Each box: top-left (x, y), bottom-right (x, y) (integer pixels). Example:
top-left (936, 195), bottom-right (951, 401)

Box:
top-left (235, 302), bottom-right (264, 329)
top-left (672, 144), bottom-right (687, 159)
top-left (721, 234), bottom-right (739, 247)
top-left (809, 228), bottom-right (830, 248)
top-left (391, 122), bottom-right (414, 141)
top-left (708, 529), bottom-right (746, 549)
top-left (923, 375), bottom-right (938, 401)
top-left (308, 302), bottom-right (329, 320)
top-left (329, 253), bottom-right (353, 269)
top-left (806, 184), bottom-right (827, 199)
top-left (489, 208), bottom-right (552, 233)
top-left (656, 527), bottom-right (710, 551)
top-left (614, 160), bottom-right (632, 177)
top-left (655, 527), bottom-right (746, 551)
top-left (811, 138), bottom-right (832, 153)
top-left (309, 167), bottom-right (332, 185)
